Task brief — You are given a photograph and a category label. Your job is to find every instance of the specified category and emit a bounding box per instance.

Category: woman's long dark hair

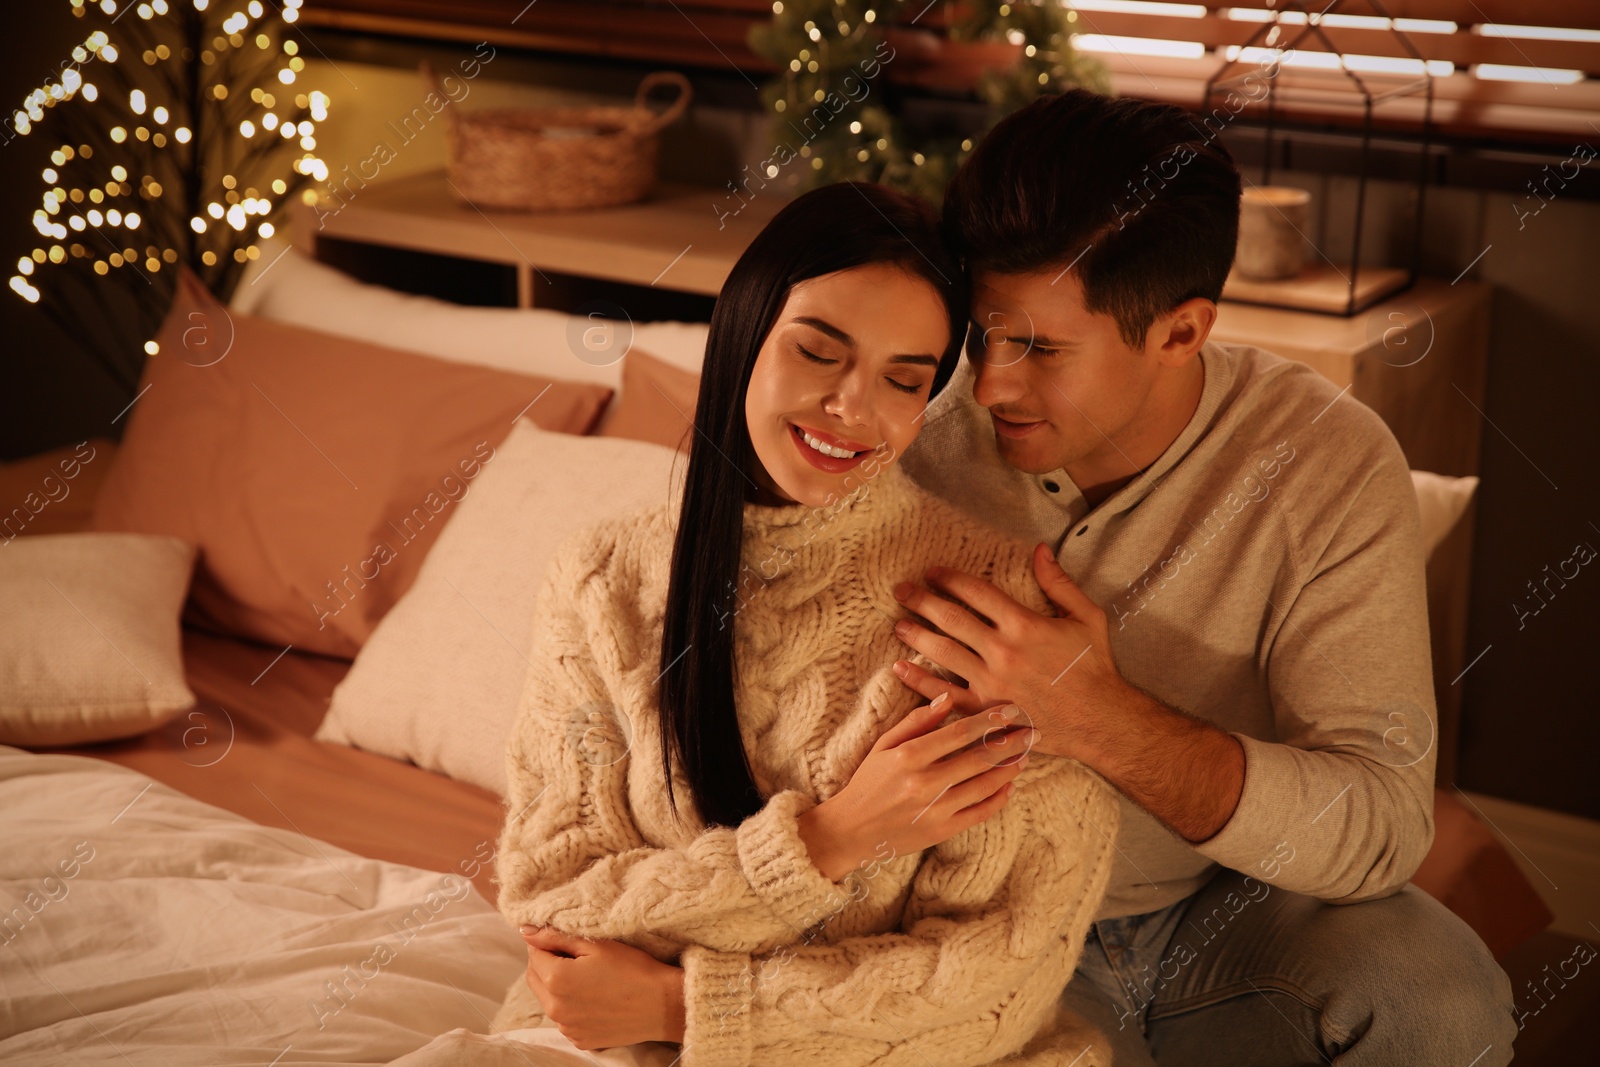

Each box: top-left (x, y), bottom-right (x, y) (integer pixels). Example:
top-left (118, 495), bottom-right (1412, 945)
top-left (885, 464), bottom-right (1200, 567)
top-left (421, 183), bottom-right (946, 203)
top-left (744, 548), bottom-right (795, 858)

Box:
top-left (657, 181), bottom-right (968, 828)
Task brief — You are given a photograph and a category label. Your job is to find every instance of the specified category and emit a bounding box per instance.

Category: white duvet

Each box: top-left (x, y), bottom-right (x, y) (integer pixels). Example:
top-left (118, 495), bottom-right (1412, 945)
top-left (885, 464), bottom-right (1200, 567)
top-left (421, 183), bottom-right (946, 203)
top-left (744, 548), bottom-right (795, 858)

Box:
top-left (0, 745), bottom-right (538, 1065)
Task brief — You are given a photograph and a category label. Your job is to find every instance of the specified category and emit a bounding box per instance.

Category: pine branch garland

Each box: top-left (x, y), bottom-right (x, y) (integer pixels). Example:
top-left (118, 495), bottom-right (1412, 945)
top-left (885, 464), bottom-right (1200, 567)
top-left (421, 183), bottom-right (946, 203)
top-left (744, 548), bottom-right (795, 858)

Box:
top-left (748, 0), bottom-right (1109, 202)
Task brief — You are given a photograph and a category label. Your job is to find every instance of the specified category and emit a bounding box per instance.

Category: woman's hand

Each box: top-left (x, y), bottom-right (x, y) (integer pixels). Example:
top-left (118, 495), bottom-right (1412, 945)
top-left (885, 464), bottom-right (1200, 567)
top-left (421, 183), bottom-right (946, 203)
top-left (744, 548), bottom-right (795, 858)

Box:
top-left (797, 690), bottom-right (1037, 882)
top-left (521, 926), bottom-right (685, 1050)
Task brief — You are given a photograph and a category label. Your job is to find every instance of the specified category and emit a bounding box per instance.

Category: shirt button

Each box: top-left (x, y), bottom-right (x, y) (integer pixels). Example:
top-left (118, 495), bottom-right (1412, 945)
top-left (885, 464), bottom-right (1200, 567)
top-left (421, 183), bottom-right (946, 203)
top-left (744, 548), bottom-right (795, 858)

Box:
top-left (1043, 479), bottom-right (1060, 493)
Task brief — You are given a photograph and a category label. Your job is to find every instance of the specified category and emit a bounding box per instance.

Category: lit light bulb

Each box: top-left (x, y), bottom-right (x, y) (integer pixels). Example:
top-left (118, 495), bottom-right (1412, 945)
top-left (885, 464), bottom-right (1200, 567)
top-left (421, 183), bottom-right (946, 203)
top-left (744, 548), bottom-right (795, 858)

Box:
top-left (130, 89), bottom-right (145, 114)
top-left (240, 120), bottom-right (254, 137)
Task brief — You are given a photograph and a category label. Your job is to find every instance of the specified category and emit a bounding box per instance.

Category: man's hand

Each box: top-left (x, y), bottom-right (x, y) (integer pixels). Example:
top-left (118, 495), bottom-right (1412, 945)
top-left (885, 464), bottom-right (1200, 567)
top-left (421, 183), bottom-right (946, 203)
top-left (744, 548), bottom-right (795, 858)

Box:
top-left (892, 542), bottom-right (1245, 843)
top-left (521, 927), bottom-right (685, 1049)
top-left (891, 542), bottom-right (1124, 761)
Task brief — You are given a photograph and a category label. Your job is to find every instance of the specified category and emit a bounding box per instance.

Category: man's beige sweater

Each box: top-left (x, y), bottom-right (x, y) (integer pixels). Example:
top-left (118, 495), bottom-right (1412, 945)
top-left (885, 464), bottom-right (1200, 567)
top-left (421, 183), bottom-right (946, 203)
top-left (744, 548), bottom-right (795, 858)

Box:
top-left (491, 461), bottom-right (1121, 1067)
top-left (901, 340), bottom-right (1438, 921)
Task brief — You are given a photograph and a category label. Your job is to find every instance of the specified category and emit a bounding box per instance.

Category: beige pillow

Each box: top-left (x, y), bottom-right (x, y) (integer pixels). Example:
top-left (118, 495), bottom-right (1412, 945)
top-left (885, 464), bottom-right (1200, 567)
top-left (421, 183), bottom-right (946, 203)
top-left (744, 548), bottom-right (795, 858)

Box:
top-left (230, 238), bottom-right (711, 393)
top-left (0, 533), bottom-right (198, 744)
top-left (1410, 470), bottom-right (1479, 561)
top-left (315, 420), bottom-right (682, 794)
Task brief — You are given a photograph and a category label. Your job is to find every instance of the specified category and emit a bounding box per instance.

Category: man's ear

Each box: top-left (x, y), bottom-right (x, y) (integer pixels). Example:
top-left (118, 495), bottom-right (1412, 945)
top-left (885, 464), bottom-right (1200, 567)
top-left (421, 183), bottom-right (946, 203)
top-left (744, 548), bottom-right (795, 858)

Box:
top-left (1148, 297), bottom-right (1217, 367)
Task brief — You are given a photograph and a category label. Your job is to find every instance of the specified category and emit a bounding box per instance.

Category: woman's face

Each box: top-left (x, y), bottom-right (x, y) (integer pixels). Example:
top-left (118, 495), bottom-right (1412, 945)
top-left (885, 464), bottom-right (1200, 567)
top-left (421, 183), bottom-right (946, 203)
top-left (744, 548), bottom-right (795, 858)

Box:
top-left (744, 262), bottom-right (950, 507)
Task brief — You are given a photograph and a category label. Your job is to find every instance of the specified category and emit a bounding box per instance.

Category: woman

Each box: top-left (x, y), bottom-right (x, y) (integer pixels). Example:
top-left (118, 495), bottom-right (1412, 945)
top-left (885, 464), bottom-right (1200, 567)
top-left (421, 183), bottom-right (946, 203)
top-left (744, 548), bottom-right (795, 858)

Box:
top-left (491, 182), bottom-right (1120, 1067)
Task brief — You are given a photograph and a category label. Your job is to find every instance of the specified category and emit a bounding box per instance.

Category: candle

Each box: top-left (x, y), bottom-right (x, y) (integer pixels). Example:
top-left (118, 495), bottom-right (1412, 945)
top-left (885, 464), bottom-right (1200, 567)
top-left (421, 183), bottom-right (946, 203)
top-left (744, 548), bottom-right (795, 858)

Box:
top-left (1237, 185), bottom-right (1312, 280)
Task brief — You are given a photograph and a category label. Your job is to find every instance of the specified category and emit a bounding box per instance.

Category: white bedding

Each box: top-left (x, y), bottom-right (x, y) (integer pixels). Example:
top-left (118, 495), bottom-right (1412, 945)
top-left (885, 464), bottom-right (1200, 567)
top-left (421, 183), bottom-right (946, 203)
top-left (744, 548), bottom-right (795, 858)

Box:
top-left (0, 745), bottom-right (530, 1065)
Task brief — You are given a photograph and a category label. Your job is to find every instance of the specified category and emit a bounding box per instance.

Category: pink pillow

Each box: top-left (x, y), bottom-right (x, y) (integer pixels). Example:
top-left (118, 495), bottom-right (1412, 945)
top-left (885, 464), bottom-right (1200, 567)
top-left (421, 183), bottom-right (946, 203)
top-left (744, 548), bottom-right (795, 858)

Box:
top-left (597, 349), bottom-right (699, 452)
top-left (91, 268), bottom-right (613, 658)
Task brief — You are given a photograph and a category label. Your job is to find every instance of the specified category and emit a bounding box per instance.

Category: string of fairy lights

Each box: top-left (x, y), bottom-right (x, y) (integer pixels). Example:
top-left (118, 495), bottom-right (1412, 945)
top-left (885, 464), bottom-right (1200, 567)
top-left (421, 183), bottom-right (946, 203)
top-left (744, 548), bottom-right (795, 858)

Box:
top-left (8, 0), bottom-right (328, 387)
top-left (748, 0), bottom-right (1107, 203)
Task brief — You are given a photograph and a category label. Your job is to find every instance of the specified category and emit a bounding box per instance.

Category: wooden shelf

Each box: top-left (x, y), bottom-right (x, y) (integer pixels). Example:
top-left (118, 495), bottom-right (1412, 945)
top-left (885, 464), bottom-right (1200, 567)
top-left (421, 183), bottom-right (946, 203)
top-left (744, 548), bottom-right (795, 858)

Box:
top-left (290, 170), bottom-right (786, 306)
top-left (1221, 262), bottom-right (1413, 315)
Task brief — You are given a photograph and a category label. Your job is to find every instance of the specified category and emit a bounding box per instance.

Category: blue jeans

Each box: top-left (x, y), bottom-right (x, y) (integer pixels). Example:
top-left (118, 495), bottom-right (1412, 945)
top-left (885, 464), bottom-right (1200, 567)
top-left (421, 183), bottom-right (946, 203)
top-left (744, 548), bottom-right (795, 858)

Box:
top-left (1061, 866), bottom-right (1519, 1065)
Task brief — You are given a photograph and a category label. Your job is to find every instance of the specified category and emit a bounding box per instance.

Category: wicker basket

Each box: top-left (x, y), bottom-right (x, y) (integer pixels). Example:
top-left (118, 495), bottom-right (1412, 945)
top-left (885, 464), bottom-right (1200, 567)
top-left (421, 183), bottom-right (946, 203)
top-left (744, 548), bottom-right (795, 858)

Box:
top-left (422, 65), bottom-right (692, 212)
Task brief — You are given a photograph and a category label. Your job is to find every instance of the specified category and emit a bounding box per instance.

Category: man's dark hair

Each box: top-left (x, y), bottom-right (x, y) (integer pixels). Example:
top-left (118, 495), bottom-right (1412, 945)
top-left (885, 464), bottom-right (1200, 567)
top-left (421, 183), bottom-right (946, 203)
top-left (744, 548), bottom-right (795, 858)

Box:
top-left (943, 88), bottom-right (1242, 349)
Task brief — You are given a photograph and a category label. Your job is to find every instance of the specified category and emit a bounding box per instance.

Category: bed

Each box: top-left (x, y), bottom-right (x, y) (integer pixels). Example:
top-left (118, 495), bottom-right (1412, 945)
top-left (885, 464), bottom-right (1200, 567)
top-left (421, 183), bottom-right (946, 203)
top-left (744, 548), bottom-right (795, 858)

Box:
top-left (0, 244), bottom-right (1553, 1063)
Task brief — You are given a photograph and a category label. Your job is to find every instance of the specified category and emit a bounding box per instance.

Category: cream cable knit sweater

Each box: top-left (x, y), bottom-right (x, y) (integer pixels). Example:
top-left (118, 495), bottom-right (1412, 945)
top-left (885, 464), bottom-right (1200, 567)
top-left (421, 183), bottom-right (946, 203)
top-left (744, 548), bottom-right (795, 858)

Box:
top-left (491, 460), bottom-right (1121, 1067)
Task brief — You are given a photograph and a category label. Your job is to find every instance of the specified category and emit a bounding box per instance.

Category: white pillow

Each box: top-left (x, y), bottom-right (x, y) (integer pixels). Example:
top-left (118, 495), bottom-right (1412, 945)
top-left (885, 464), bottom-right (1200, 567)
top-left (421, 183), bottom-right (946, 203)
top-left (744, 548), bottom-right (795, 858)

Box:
top-left (231, 238), bottom-right (710, 391)
top-left (315, 420), bottom-right (682, 795)
top-left (1410, 470), bottom-right (1479, 561)
top-left (0, 533), bottom-right (197, 744)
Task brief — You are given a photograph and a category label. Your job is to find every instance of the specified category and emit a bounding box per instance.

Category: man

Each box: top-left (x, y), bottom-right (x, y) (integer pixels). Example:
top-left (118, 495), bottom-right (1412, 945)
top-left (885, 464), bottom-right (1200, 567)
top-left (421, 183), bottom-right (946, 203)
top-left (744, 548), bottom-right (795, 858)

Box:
top-left (890, 88), bottom-right (1517, 1064)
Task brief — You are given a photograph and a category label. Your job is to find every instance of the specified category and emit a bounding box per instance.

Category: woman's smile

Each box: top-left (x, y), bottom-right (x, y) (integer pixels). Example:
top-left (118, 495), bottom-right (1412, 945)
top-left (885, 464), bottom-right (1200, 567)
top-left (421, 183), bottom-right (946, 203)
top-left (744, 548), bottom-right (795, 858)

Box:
top-left (789, 421), bottom-right (872, 473)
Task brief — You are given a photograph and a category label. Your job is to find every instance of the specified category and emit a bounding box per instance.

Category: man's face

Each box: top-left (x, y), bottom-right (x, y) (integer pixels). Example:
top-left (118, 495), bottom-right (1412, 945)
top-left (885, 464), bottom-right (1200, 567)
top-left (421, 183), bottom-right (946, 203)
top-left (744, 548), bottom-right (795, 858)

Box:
top-left (965, 269), bottom-right (1165, 479)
